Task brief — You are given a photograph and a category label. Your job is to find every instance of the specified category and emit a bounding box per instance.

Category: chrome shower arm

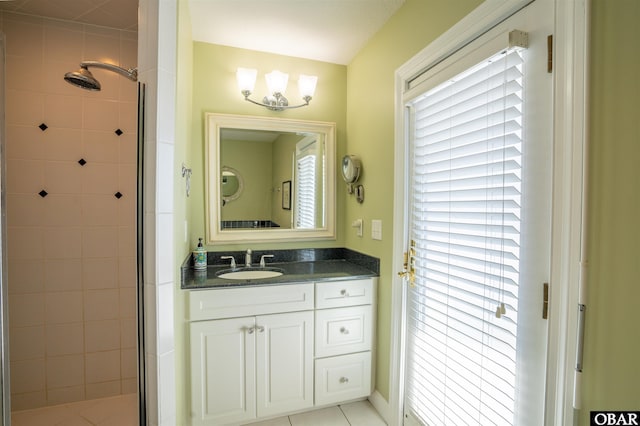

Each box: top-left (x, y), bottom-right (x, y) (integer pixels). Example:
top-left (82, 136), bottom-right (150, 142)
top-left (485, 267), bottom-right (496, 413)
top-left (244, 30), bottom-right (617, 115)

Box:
top-left (79, 61), bottom-right (138, 81)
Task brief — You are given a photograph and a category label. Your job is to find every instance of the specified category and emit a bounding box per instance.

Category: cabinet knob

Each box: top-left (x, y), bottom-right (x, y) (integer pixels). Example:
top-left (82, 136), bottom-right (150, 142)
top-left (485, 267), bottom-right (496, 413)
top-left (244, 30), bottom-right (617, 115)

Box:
top-left (246, 326), bottom-right (255, 334)
top-left (340, 327), bottom-right (349, 334)
top-left (256, 326), bottom-right (265, 333)
top-left (339, 377), bottom-right (349, 384)
top-left (340, 289), bottom-right (349, 297)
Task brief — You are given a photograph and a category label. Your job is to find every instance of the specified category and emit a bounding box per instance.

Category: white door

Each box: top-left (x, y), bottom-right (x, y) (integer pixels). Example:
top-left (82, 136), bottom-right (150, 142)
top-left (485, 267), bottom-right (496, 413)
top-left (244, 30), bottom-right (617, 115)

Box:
top-left (400, 1), bottom-right (553, 425)
top-left (190, 317), bottom-right (256, 425)
top-left (256, 311), bottom-right (314, 418)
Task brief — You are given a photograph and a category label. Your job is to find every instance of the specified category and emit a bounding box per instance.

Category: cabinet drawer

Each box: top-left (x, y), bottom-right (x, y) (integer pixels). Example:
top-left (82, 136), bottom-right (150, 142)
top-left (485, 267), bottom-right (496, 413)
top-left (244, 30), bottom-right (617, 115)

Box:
top-left (315, 279), bottom-right (374, 309)
top-left (188, 283), bottom-right (314, 321)
top-left (314, 352), bottom-right (372, 406)
top-left (315, 305), bottom-right (372, 357)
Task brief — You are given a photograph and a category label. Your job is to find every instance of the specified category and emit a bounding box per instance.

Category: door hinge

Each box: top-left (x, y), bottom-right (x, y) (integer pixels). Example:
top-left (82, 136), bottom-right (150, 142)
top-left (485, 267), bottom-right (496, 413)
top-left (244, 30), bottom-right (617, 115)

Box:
top-left (547, 35), bottom-right (553, 73)
top-left (542, 282), bottom-right (549, 319)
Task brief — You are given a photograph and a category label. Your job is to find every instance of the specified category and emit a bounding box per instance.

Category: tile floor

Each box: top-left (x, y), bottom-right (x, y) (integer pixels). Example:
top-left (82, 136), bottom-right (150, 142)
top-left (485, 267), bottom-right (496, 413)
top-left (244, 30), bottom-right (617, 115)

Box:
top-left (245, 400), bottom-right (387, 426)
top-left (11, 393), bottom-right (138, 426)
top-left (10, 395), bottom-right (386, 426)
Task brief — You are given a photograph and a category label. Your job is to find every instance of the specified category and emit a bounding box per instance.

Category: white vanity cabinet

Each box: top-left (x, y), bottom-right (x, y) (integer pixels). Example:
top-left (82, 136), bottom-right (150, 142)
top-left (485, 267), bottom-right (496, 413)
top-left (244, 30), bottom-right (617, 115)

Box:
top-left (189, 284), bottom-right (314, 425)
top-left (187, 277), bottom-right (376, 426)
top-left (313, 279), bottom-right (375, 406)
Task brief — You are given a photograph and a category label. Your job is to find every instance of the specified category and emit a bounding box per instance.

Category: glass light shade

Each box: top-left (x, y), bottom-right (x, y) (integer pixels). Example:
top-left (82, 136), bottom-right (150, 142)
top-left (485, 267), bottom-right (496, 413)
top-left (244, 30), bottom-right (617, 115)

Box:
top-left (298, 74), bottom-right (318, 99)
top-left (236, 68), bottom-right (257, 93)
top-left (265, 70), bottom-right (288, 95)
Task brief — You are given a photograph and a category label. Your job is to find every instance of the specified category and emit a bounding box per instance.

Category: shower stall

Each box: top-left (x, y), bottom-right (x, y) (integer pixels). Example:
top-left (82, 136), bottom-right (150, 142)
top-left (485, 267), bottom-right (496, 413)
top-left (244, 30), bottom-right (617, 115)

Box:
top-left (0, 11), bottom-right (142, 423)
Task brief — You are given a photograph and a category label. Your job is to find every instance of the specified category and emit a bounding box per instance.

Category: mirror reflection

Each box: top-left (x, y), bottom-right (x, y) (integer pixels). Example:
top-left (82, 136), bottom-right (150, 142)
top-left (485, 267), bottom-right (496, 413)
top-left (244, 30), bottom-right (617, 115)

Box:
top-left (206, 113), bottom-right (336, 244)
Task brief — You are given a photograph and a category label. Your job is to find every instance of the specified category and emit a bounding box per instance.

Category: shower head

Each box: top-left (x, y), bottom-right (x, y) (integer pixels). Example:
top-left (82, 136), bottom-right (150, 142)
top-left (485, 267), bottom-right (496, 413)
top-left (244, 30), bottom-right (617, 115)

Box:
top-left (64, 61), bottom-right (138, 91)
top-left (64, 66), bottom-right (101, 91)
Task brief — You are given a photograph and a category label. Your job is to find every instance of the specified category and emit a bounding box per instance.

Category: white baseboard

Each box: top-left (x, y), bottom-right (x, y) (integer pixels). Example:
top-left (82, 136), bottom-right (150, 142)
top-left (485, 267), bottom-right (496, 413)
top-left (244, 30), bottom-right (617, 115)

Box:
top-left (368, 390), bottom-right (391, 424)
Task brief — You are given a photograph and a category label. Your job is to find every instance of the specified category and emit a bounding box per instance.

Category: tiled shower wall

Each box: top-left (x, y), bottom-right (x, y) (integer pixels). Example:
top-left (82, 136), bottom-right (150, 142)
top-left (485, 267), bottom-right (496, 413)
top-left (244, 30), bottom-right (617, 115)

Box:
top-left (1, 12), bottom-right (138, 410)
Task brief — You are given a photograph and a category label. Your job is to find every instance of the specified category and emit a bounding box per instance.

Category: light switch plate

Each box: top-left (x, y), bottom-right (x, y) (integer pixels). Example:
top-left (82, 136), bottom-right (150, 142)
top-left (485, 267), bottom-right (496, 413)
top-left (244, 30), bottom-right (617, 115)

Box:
top-left (372, 219), bottom-right (382, 240)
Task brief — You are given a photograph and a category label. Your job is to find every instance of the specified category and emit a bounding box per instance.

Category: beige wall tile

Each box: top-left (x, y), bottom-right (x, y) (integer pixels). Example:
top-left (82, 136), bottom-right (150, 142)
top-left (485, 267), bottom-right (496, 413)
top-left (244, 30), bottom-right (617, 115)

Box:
top-left (84, 289), bottom-right (119, 321)
top-left (86, 380), bottom-right (121, 400)
top-left (5, 125), bottom-right (46, 160)
top-left (118, 163), bottom-right (136, 196)
top-left (10, 326), bottom-right (45, 361)
top-left (10, 390), bottom-right (47, 411)
top-left (42, 195), bottom-right (83, 228)
top-left (6, 158), bottom-right (45, 194)
top-left (46, 385), bottom-right (85, 406)
top-left (3, 15), bottom-right (43, 57)
top-left (85, 319), bottom-right (120, 352)
top-left (6, 90), bottom-right (45, 126)
top-left (46, 323), bottom-right (84, 356)
top-left (9, 259), bottom-right (45, 294)
top-left (11, 359), bottom-right (45, 393)
top-left (45, 258), bottom-right (82, 292)
top-left (117, 133), bottom-right (137, 164)
top-left (121, 348), bottom-right (137, 379)
top-left (46, 354), bottom-right (85, 388)
top-left (7, 194), bottom-right (44, 227)
top-left (82, 195), bottom-right (118, 227)
top-left (118, 256), bottom-right (136, 288)
top-left (117, 194), bottom-right (136, 228)
top-left (45, 291), bottom-right (83, 324)
top-left (44, 161), bottom-right (83, 194)
top-left (86, 350), bottom-right (120, 383)
top-left (118, 227), bottom-right (136, 258)
top-left (121, 378), bottom-right (137, 394)
top-left (81, 162), bottom-right (118, 194)
top-left (43, 227), bottom-right (82, 259)
top-left (118, 101), bottom-right (137, 134)
top-left (6, 54), bottom-right (43, 93)
top-left (83, 257), bottom-right (118, 289)
top-left (43, 24), bottom-right (83, 64)
top-left (43, 128), bottom-right (83, 161)
top-left (119, 287), bottom-right (136, 319)
top-left (120, 318), bottom-right (136, 349)
top-left (83, 98), bottom-right (119, 131)
top-left (9, 293), bottom-right (45, 327)
top-left (83, 130), bottom-right (119, 163)
top-left (7, 227), bottom-right (44, 260)
top-left (44, 95), bottom-right (83, 129)
top-left (82, 227), bottom-right (118, 258)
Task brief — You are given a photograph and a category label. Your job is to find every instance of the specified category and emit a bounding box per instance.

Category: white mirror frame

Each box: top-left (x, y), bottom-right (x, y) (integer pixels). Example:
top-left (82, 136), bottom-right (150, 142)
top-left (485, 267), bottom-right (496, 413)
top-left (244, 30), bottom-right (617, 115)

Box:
top-left (205, 113), bottom-right (336, 244)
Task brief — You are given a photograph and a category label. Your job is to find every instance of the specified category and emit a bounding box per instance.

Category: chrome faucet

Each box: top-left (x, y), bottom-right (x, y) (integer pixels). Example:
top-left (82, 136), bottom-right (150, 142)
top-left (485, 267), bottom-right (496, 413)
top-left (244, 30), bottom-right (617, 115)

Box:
top-left (220, 255), bottom-right (236, 269)
top-left (260, 254), bottom-right (274, 267)
top-left (245, 249), bottom-right (252, 267)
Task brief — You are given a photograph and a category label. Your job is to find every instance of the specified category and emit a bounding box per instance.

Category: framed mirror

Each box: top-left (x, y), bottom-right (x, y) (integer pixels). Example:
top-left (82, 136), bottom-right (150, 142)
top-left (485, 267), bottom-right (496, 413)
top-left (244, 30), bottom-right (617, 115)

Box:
top-left (205, 113), bottom-right (336, 244)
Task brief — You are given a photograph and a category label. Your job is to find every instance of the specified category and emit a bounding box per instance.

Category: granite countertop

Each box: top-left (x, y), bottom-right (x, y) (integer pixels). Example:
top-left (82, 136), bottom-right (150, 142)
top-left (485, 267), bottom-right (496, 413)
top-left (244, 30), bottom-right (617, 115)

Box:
top-left (181, 248), bottom-right (379, 290)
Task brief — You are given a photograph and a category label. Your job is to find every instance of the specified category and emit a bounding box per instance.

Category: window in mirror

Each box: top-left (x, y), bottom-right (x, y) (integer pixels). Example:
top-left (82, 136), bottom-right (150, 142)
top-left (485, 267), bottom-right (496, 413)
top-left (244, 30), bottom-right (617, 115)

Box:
top-left (205, 113), bottom-right (336, 244)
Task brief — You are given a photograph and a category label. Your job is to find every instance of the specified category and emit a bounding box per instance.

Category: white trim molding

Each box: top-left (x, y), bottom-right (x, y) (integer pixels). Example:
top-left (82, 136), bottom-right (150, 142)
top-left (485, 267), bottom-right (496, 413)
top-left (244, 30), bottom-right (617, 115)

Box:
top-left (390, 0), bottom-right (588, 424)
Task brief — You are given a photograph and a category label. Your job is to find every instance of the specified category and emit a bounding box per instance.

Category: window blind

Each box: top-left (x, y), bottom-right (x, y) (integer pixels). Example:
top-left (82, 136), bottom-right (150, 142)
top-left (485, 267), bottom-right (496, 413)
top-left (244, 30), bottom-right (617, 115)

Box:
top-left (406, 48), bottom-right (524, 425)
top-left (295, 154), bottom-right (316, 229)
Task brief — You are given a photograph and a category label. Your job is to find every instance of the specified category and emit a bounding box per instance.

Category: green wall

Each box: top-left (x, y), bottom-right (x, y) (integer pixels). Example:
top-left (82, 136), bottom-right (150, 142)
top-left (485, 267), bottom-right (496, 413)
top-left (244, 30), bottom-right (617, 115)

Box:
top-left (345, 0), bottom-right (483, 400)
top-left (190, 43), bottom-right (347, 251)
top-left (581, 0), bottom-right (640, 422)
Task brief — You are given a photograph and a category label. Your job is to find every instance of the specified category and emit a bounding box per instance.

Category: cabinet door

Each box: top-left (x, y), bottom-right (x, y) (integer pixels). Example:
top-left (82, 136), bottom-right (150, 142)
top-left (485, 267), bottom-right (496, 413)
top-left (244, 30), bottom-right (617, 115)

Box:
top-left (190, 317), bottom-right (256, 425)
top-left (256, 311), bottom-right (314, 418)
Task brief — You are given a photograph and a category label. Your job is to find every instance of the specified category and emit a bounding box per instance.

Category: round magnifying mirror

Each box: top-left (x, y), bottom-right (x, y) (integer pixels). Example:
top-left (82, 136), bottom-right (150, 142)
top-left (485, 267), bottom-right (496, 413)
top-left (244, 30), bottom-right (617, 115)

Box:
top-left (221, 166), bottom-right (243, 204)
top-left (341, 155), bottom-right (361, 184)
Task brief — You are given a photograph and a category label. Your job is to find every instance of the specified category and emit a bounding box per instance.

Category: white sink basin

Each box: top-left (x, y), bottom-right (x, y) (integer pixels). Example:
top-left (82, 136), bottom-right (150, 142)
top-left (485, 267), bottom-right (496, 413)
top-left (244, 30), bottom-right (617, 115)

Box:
top-left (217, 268), bottom-right (283, 280)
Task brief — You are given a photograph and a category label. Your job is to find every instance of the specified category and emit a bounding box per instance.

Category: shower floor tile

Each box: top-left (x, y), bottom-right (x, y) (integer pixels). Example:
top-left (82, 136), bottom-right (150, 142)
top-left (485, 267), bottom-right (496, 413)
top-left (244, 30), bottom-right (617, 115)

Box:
top-left (11, 393), bottom-right (137, 426)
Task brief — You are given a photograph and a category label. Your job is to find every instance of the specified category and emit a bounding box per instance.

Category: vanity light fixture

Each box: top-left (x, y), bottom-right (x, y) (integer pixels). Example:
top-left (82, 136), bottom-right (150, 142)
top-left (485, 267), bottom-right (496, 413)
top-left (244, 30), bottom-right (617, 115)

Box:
top-left (236, 68), bottom-right (318, 111)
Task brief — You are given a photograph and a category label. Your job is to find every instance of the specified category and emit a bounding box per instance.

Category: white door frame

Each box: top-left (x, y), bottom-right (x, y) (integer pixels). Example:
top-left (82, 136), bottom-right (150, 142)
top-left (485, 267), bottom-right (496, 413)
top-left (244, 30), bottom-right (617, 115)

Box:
top-left (388, 1), bottom-right (589, 425)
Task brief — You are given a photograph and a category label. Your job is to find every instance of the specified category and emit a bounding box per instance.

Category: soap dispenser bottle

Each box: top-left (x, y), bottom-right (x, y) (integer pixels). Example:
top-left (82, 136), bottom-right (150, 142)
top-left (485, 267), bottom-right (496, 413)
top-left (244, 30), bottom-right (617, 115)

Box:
top-left (193, 238), bottom-right (207, 270)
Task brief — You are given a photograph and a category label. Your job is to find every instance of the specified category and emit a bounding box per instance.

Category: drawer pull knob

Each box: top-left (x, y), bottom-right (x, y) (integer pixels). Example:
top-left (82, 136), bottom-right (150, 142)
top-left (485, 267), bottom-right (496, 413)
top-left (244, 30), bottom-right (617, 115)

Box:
top-left (340, 327), bottom-right (349, 334)
top-left (340, 289), bottom-right (349, 297)
top-left (339, 377), bottom-right (349, 384)
top-left (246, 326), bottom-right (255, 334)
top-left (256, 326), bottom-right (265, 333)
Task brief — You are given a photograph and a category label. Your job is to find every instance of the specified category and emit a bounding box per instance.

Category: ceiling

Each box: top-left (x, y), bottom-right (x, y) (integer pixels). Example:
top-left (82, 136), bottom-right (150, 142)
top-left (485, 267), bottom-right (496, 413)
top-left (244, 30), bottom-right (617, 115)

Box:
top-left (0, 0), bottom-right (405, 65)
